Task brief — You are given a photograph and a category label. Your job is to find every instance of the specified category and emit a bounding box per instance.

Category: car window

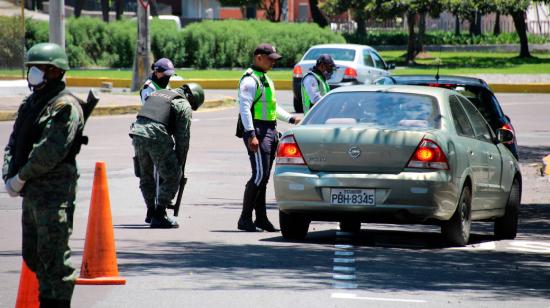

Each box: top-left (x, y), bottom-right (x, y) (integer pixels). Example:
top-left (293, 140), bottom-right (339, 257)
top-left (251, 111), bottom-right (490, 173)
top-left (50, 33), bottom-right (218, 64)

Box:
top-left (454, 86), bottom-right (501, 130)
top-left (303, 92), bottom-right (440, 130)
top-left (458, 96), bottom-right (493, 143)
top-left (363, 49), bottom-right (374, 67)
top-left (303, 48), bottom-right (356, 62)
top-left (373, 77), bottom-right (394, 85)
top-left (449, 95), bottom-right (475, 138)
top-left (369, 51), bottom-right (386, 69)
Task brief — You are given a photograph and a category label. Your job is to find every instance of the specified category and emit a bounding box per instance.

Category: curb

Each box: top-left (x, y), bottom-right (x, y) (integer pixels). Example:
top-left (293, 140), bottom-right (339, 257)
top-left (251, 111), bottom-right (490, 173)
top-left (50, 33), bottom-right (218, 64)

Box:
top-left (543, 155), bottom-right (550, 176)
top-left (0, 97), bottom-right (235, 121)
top-left (2, 76), bottom-right (550, 92)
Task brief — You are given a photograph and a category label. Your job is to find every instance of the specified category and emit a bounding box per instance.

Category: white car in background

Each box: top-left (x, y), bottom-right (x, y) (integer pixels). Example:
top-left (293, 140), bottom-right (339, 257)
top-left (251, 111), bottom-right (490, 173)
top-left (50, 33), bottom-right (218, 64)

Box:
top-left (292, 44), bottom-right (394, 112)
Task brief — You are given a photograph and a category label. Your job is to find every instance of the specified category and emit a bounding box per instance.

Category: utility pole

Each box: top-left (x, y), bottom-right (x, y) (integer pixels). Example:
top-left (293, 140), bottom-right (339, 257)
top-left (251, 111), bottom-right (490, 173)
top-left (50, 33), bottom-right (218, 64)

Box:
top-left (49, 0), bottom-right (65, 49)
top-left (131, 0), bottom-right (151, 91)
top-left (20, 0), bottom-right (25, 78)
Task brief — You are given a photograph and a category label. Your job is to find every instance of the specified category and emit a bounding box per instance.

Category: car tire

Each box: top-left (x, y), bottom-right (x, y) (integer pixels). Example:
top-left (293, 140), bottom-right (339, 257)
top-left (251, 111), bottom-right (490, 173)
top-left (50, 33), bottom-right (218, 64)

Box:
top-left (293, 96), bottom-right (303, 113)
top-left (494, 178), bottom-right (520, 240)
top-left (442, 186), bottom-right (472, 247)
top-left (280, 210), bottom-right (309, 240)
top-left (339, 220), bottom-right (361, 233)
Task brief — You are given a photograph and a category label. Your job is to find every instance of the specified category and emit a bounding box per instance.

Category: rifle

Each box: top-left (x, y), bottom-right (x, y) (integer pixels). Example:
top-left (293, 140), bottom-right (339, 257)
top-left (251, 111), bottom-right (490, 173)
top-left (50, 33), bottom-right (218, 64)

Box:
top-left (169, 161), bottom-right (187, 217)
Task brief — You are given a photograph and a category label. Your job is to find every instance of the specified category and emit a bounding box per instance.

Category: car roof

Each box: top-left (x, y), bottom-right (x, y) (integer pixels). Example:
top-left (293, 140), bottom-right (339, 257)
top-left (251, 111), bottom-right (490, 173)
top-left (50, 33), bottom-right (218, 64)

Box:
top-left (380, 74), bottom-right (490, 89)
top-left (307, 44), bottom-right (375, 51)
top-left (330, 84), bottom-right (454, 101)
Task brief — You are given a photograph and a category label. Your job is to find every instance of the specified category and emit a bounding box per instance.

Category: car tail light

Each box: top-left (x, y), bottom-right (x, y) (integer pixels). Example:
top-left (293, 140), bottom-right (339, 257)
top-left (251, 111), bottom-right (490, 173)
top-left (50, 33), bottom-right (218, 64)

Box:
top-left (344, 67), bottom-right (357, 79)
top-left (407, 139), bottom-right (449, 170)
top-left (427, 83), bottom-right (456, 89)
top-left (293, 65), bottom-right (303, 78)
top-left (502, 123), bottom-right (515, 133)
top-left (276, 135), bottom-right (305, 165)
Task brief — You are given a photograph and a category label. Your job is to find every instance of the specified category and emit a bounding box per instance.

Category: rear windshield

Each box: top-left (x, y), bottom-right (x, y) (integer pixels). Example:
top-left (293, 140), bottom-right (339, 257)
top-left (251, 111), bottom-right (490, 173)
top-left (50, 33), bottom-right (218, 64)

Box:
top-left (303, 92), bottom-right (441, 130)
top-left (303, 48), bottom-right (356, 62)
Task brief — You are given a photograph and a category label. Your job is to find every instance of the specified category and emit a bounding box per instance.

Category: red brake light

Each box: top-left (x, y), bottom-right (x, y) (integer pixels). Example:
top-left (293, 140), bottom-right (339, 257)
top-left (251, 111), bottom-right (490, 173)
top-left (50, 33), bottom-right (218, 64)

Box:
top-left (427, 83), bottom-right (455, 89)
top-left (407, 139), bottom-right (448, 170)
top-left (293, 65), bottom-right (303, 78)
top-left (344, 67), bottom-right (357, 79)
top-left (276, 135), bottom-right (305, 165)
top-left (502, 123), bottom-right (514, 132)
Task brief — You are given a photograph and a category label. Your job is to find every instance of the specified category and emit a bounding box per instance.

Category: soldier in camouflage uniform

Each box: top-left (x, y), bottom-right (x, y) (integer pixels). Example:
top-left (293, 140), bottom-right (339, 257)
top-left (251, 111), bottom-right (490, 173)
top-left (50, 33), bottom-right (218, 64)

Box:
top-left (130, 83), bottom-right (204, 228)
top-left (2, 43), bottom-right (84, 308)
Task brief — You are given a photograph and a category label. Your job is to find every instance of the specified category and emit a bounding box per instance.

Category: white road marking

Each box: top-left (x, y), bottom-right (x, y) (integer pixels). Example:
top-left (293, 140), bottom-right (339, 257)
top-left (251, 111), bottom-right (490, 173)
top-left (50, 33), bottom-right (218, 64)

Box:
top-left (335, 251), bottom-right (354, 256)
top-left (335, 244), bottom-right (353, 249)
top-left (333, 274), bottom-right (356, 280)
top-left (508, 241), bottom-right (550, 254)
top-left (449, 241), bottom-right (496, 251)
top-left (334, 258), bottom-right (355, 263)
top-left (331, 293), bottom-right (427, 303)
top-left (332, 283), bottom-right (358, 289)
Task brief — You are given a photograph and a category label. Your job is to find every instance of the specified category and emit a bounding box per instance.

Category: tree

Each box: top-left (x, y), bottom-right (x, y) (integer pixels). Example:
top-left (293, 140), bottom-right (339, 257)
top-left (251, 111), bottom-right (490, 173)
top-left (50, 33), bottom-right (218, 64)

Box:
top-left (322, 0), bottom-right (374, 37)
top-left (101, 0), bottom-right (109, 22)
top-left (309, 0), bottom-right (329, 27)
top-left (497, 0), bottom-right (531, 58)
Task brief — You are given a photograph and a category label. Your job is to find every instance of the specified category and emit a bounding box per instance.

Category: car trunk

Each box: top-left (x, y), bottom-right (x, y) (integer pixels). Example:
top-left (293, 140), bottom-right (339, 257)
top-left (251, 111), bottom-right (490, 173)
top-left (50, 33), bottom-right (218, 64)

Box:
top-left (293, 126), bottom-right (427, 174)
top-left (297, 60), bottom-right (354, 84)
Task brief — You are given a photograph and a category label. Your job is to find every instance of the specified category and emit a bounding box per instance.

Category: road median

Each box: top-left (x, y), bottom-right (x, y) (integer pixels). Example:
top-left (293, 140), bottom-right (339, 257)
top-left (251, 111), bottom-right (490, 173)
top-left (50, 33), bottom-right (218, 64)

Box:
top-left (0, 97), bottom-right (235, 121)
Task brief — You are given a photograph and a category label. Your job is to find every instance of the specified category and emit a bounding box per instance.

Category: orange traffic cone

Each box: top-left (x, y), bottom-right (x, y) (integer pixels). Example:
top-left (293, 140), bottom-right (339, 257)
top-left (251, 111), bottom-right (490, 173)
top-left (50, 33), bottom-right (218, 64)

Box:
top-left (15, 260), bottom-right (39, 308)
top-left (76, 161), bottom-right (126, 285)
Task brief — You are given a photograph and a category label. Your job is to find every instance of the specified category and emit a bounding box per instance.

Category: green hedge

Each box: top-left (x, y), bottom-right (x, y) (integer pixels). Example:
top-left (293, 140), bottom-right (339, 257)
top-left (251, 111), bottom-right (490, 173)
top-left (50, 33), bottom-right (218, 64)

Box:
top-left (20, 17), bottom-right (344, 68)
top-left (345, 30), bottom-right (549, 46)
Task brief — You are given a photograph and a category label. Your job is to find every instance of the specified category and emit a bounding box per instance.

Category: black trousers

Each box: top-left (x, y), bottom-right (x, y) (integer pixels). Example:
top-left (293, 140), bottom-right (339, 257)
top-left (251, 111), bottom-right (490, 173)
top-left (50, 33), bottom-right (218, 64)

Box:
top-left (240, 121), bottom-right (278, 222)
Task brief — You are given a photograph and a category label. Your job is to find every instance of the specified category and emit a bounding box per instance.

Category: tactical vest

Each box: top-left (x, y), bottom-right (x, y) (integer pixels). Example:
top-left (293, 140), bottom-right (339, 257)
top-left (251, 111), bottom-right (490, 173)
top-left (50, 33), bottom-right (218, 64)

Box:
top-left (238, 68), bottom-right (277, 121)
top-left (8, 86), bottom-right (85, 178)
top-left (138, 89), bottom-right (182, 127)
top-left (301, 71), bottom-right (330, 113)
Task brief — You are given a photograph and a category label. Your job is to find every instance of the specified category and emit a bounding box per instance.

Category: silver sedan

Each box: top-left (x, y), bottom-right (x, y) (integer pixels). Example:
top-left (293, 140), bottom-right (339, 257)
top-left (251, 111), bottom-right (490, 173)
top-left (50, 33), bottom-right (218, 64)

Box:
top-left (274, 85), bottom-right (521, 246)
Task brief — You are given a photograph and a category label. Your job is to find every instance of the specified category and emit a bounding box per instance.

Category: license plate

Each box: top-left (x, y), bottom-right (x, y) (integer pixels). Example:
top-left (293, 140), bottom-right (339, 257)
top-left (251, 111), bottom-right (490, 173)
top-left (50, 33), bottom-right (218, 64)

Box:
top-left (330, 188), bottom-right (375, 206)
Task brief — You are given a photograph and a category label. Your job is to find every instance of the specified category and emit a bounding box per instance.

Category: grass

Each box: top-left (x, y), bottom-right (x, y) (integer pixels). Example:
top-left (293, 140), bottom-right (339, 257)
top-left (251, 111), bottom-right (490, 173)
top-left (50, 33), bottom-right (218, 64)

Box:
top-left (2, 51), bottom-right (549, 79)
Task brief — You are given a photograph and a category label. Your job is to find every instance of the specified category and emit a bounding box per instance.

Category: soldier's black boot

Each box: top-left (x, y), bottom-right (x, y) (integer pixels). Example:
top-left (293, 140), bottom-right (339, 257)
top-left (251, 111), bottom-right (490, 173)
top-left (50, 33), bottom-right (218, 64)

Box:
top-left (145, 206), bottom-right (154, 224)
top-left (238, 182), bottom-right (259, 232)
top-left (253, 186), bottom-right (278, 232)
top-left (150, 206), bottom-right (179, 229)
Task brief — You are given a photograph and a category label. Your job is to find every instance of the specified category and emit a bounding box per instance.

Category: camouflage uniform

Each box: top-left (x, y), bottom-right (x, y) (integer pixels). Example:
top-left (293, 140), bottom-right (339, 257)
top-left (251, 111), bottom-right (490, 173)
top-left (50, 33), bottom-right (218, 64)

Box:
top-left (2, 80), bottom-right (84, 301)
top-left (130, 88), bottom-right (192, 212)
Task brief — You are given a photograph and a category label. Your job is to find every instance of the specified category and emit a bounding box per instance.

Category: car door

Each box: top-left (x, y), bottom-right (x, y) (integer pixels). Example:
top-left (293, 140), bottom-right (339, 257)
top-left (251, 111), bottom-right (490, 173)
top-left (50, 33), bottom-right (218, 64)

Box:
top-left (361, 49), bottom-right (376, 84)
top-left (459, 96), bottom-right (503, 210)
top-left (369, 50), bottom-right (390, 79)
top-left (449, 95), bottom-right (486, 212)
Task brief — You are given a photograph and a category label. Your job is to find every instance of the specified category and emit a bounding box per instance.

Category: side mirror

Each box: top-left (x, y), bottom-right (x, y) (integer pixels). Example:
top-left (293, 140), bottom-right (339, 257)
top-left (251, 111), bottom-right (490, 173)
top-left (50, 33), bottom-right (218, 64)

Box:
top-left (496, 128), bottom-right (514, 144)
top-left (387, 63), bottom-right (396, 70)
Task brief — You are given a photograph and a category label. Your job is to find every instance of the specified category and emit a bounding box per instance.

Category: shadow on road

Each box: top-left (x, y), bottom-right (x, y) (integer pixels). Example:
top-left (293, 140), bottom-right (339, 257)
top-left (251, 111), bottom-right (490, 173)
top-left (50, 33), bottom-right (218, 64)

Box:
top-left (111, 202), bottom-right (550, 300)
top-left (518, 145), bottom-right (550, 163)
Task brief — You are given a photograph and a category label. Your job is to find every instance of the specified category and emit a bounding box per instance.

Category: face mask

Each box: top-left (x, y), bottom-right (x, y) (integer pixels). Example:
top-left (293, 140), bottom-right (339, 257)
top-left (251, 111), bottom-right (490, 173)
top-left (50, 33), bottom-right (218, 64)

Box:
top-left (323, 70), bottom-right (333, 80)
top-left (153, 74), bottom-right (171, 89)
top-left (27, 66), bottom-right (45, 87)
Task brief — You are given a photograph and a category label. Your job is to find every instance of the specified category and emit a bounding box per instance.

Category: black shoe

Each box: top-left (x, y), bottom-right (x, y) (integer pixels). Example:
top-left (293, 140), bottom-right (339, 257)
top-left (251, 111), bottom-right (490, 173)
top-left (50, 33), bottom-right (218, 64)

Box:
top-left (254, 218), bottom-right (279, 232)
top-left (145, 207), bottom-right (154, 224)
top-left (238, 219), bottom-right (259, 232)
top-left (150, 215), bottom-right (179, 229)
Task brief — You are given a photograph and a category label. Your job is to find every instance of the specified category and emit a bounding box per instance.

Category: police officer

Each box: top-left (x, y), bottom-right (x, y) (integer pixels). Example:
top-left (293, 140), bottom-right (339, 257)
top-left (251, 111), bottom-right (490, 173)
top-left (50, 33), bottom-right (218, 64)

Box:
top-left (301, 54), bottom-right (336, 114)
top-left (3, 43), bottom-right (85, 307)
top-left (236, 43), bottom-right (301, 232)
top-left (130, 84), bottom-right (204, 228)
top-left (140, 58), bottom-right (176, 104)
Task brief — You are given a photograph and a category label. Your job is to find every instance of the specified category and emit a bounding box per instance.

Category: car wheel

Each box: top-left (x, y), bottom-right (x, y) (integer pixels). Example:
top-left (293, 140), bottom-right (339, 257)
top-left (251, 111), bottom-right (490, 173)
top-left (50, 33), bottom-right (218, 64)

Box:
top-left (279, 210), bottom-right (309, 240)
top-left (442, 186), bottom-right (472, 247)
top-left (293, 96), bottom-right (303, 113)
top-left (339, 219), bottom-right (361, 233)
top-left (494, 178), bottom-right (520, 240)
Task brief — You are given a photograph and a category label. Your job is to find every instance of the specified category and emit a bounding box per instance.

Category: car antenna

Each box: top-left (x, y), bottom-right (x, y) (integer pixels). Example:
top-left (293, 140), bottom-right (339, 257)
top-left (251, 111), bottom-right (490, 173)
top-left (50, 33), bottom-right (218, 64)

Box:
top-left (435, 46), bottom-right (442, 82)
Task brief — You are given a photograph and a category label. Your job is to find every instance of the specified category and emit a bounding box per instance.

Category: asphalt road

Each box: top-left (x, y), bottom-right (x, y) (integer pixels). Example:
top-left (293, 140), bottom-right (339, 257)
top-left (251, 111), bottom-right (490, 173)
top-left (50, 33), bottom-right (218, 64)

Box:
top-left (0, 92), bottom-right (549, 307)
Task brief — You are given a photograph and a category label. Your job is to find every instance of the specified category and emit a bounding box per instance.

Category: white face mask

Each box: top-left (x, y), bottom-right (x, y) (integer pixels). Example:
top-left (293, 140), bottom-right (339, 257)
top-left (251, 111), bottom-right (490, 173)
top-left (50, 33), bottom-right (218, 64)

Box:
top-left (27, 66), bottom-right (45, 87)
